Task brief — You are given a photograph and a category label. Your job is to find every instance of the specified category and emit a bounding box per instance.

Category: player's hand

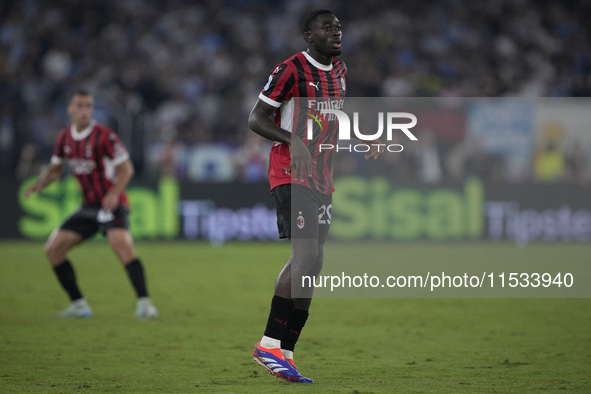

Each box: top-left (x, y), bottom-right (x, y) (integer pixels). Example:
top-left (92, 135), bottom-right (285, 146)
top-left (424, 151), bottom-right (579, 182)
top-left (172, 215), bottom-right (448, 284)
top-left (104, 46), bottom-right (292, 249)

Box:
top-left (24, 183), bottom-right (42, 199)
top-left (289, 134), bottom-right (313, 182)
top-left (364, 138), bottom-right (385, 160)
top-left (102, 191), bottom-right (119, 212)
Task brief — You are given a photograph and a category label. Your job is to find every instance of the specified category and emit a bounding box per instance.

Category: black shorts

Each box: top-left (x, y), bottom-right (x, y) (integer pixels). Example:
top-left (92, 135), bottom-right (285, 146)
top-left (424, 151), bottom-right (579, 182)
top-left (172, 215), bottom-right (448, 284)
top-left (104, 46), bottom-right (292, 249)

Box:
top-left (273, 183), bottom-right (332, 241)
top-left (60, 205), bottom-right (130, 240)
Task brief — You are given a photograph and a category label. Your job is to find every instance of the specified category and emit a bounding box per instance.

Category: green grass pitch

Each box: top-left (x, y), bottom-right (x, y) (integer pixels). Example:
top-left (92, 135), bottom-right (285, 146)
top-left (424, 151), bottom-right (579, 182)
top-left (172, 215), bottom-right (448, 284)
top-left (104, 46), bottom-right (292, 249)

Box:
top-left (0, 241), bottom-right (590, 392)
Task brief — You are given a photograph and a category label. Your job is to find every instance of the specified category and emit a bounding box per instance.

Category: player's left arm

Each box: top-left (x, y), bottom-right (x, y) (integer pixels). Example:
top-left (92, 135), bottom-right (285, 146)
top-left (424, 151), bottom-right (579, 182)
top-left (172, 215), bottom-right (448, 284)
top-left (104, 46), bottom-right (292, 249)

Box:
top-left (101, 129), bottom-right (133, 211)
top-left (102, 159), bottom-right (134, 212)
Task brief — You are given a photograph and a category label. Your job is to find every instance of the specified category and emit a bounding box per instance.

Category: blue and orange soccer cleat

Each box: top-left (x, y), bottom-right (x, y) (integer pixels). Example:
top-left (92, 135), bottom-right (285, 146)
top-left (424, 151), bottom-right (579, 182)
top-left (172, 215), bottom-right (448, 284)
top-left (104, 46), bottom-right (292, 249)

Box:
top-left (286, 357), bottom-right (314, 383)
top-left (252, 342), bottom-right (314, 383)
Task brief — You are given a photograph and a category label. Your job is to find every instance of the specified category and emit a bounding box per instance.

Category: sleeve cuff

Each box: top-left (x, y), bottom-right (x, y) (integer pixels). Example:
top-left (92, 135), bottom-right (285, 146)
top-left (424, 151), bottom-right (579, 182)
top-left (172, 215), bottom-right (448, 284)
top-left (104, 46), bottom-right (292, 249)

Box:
top-left (50, 156), bottom-right (63, 165)
top-left (111, 152), bottom-right (129, 166)
top-left (258, 93), bottom-right (282, 108)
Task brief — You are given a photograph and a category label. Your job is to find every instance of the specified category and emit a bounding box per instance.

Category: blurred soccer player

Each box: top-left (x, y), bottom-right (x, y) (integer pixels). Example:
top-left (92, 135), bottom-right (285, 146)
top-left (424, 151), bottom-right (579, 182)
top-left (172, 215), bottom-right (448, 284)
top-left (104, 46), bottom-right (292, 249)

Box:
top-left (24, 90), bottom-right (158, 319)
top-left (248, 10), bottom-right (381, 383)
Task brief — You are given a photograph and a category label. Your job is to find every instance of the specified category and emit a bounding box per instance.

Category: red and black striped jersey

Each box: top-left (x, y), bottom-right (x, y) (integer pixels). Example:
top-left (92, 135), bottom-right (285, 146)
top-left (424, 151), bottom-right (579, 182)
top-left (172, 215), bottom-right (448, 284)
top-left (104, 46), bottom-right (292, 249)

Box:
top-left (51, 120), bottom-right (130, 207)
top-left (259, 51), bottom-right (347, 194)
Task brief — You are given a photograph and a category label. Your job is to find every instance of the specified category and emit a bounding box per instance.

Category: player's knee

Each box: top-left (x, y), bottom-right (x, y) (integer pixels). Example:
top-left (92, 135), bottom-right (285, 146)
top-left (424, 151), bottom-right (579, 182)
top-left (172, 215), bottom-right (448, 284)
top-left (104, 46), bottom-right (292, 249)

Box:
top-left (44, 238), bottom-right (55, 254)
top-left (298, 247), bottom-right (319, 265)
top-left (44, 241), bottom-right (64, 264)
top-left (314, 246), bottom-right (324, 266)
top-left (306, 254), bottom-right (323, 277)
top-left (43, 243), bottom-right (53, 259)
top-left (292, 248), bottom-right (319, 278)
top-left (110, 243), bottom-right (135, 264)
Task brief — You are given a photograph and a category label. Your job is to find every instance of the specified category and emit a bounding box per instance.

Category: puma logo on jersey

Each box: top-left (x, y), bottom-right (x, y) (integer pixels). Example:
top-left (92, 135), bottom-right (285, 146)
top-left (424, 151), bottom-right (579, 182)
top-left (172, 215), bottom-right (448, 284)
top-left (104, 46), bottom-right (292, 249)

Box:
top-left (309, 81), bottom-right (320, 90)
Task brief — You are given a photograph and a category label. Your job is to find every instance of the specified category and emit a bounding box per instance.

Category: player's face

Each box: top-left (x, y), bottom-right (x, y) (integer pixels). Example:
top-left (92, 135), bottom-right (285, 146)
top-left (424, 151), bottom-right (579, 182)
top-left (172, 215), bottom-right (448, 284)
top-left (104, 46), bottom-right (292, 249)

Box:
top-left (308, 14), bottom-right (342, 58)
top-left (68, 94), bottom-right (94, 129)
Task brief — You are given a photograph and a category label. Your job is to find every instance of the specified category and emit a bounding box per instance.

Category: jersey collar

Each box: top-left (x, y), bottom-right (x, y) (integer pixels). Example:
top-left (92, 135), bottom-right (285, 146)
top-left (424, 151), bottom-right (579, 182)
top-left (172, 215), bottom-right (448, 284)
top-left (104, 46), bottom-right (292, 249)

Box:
top-left (70, 120), bottom-right (96, 141)
top-left (302, 51), bottom-right (333, 71)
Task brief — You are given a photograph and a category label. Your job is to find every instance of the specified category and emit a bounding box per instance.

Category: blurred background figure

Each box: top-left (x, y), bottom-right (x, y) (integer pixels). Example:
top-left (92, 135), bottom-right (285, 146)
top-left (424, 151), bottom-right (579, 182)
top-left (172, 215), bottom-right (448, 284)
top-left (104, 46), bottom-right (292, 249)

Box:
top-left (531, 123), bottom-right (566, 183)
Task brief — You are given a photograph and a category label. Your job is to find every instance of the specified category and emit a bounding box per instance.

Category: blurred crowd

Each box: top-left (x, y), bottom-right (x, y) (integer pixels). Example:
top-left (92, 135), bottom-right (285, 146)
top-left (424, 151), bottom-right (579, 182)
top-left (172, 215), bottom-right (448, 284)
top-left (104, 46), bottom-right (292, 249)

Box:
top-left (1, 0), bottom-right (590, 184)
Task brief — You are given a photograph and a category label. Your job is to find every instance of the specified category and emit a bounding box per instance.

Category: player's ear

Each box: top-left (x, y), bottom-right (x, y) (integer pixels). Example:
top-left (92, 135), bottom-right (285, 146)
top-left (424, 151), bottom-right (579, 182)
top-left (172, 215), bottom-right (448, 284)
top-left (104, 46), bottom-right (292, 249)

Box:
top-left (304, 31), bottom-right (313, 43)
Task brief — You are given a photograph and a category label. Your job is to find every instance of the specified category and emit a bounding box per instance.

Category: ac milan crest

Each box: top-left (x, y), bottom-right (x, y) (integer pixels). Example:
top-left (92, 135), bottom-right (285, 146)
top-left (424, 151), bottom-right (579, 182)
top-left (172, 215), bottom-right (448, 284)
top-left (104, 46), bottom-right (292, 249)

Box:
top-left (296, 211), bottom-right (305, 229)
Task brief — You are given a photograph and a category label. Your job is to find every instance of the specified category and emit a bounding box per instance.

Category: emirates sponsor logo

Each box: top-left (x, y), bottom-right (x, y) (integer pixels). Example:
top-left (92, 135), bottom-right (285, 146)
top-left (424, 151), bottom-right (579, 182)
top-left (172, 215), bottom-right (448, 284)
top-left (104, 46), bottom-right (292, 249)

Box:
top-left (70, 158), bottom-right (96, 174)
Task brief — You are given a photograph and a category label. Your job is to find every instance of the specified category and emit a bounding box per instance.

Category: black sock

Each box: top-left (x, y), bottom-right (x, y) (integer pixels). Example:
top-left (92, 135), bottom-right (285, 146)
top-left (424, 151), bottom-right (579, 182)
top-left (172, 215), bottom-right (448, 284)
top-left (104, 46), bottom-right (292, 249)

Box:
top-left (124, 259), bottom-right (148, 298)
top-left (263, 295), bottom-right (295, 340)
top-left (281, 309), bottom-right (309, 351)
top-left (53, 259), bottom-right (83, 301)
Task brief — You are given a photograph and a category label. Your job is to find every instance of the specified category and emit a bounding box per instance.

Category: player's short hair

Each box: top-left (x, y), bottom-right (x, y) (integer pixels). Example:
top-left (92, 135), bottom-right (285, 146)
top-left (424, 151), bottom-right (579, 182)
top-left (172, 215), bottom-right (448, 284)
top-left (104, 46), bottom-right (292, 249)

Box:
top-left (69, 89), bottom-right (92, 102)
top-left (302, 9), bottom-right (334, 34)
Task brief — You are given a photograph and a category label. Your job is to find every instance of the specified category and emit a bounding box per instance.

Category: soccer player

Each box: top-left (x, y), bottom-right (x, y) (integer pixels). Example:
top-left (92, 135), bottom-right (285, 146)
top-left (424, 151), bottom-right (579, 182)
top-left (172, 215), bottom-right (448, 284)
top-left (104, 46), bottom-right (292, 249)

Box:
top-left (24, 90), bottom-right (158, 319)
top-left (248, 10), bottom-right (381, 383)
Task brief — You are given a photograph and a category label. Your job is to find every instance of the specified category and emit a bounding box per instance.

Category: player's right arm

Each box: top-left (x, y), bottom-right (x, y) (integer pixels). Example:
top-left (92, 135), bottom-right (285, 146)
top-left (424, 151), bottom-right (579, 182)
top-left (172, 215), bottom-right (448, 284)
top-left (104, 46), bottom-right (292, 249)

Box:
top-left (248, 99), bottom-right (312, 182)
top-left (25, 129), bottom-right (68, 198)
top-left (24, 161), bottom-right (66, 198)
top-left (249, 61), bottom-right (312, 182)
